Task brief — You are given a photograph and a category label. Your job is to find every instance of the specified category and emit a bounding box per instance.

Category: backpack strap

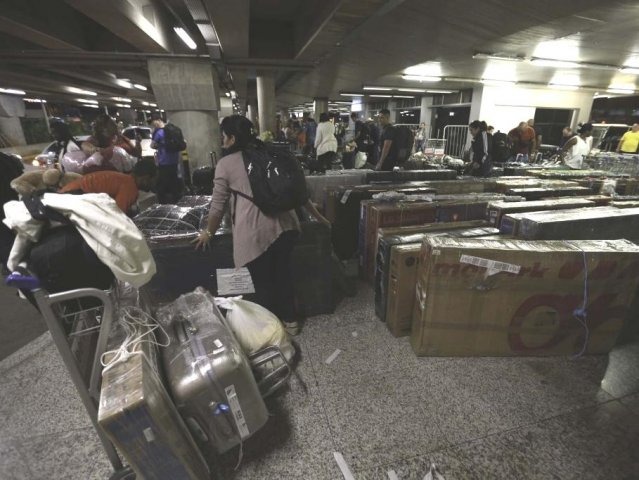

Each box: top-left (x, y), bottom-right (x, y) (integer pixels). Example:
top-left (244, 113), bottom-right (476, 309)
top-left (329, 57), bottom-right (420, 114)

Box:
top-left (229, 188), bottom-right (255, 225)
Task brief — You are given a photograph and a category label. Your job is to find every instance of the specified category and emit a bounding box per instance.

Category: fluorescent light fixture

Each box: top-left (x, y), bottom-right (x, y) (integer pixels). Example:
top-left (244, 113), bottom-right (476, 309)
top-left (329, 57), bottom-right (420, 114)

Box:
top-left (0, 87), bottom-right (26, 95)
top-left (150, 103), bottom-right (157, 107)
top-left (363, 86), bottom-right (392, 91)
top-left (531, 58), bottom-right (580, 68)
top-left (473, 53), bottom-right (524, 62)
top-left (66, 86), bottom-right (97, 96)
top-left (111, 97), bottom-right (131, 102)
top-left (330, 101), bottom-right (352, 105)
top-left (402, 75), bottom-right (441, 82)
top-left (397, 88), bottom-right (426, 93)
top-left (77, 98), bottom-right (99, 104)
top-left (133, 84), bottom-right (147, 91)
top-left (340, 93), bottom-right (364, 97)
top-left (620, 67), bottom-right (639, 75)
top-left (426, 89), bottom-right (454, 94)
top-left (174, 27), bottom-right (197, 50)
top-left (607, 88), bottom-right (635, 94)
top-left (481, 79), bottom-right (516, 87)
top-left (393, 95), bottom-right (415, 98)
top-left (84, 104), bottom-right (99, 109)
top-left (548, 83), bottom-right (580, 90)
top-left (23, 98), bottom-right (46, 103)
top-left (115, 103), bottom-right (132, 108)
top-left (142, 101), bottom-right (150, 106)
top-left (115, 79), bottom-right (133, 89)
top-left (369, 94), bottom-right (392, 98)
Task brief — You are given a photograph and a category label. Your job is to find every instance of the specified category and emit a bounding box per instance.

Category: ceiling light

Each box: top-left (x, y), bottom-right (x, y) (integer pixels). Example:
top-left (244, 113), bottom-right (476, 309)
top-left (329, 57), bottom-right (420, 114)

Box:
top-left (84, 105), bottom-right (99, 109)
top-left (397, 88), bottom-right (426, 93)
top-left (23, 98), bottom-right (46, 103)
top-left (150, 103), bottom-right (157, 107)
top-left (115, 79), bottom-right (133, 89)
top-left (531, 58), bottom-right (580, 68)
top-left (426, 89), bottom-right (455, 94)
top-left (340, 93), bottom-right (364, 97)
top-left (481, 79), bottom-right (516, 87)
top-left (363, 86), bottom-right (392, 91)
top-left (402, 75), bottom-right (441, 82)
top-left (473, 53), bottom-right (525, 62)
top-left (142, 101), bottom-right (150, 106)
top-left (607, 88), bottom-right (635, 94)
top-left (369, 94), bottom-right (392, 98)
top-left (133, 84), bottom-right (147, 91)
top-left (0, 87), bottom-right (26, 95)
top-left (174, 27), bottom-right (197, 50)
top-left (548, 83), bottom-right (580, 90)
top-left (115, 103), bottom-right (132, 108)
top-left (393, 95), bottom-right (415, 98)
top-left (111, 97), bottom-right (131, 102)
top-left (225, 92), bottom-right (230, 97)
top-left (77, 98), bottom-right (98, 104)
top-left (66, 86), bottom-right (97, 96)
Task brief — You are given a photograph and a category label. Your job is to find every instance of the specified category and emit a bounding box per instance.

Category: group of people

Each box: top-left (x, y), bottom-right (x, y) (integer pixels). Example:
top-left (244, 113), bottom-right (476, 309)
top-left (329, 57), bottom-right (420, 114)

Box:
top-left (466, 118), bottom-right (597, 175)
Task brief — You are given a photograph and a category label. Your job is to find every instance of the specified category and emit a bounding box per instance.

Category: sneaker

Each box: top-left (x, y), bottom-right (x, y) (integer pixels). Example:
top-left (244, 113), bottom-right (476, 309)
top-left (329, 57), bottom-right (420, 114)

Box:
top-left (284, 321), bottom-right (300, 336)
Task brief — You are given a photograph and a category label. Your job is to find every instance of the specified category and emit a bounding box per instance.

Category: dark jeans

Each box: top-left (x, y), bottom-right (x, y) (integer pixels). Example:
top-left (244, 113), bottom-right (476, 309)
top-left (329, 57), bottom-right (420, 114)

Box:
top-left (157, 164), bottom-right (182, 204)
top-left (246, 230), bottom-right (298, 322)
top-left (317, 151), bottom-right (337, 171)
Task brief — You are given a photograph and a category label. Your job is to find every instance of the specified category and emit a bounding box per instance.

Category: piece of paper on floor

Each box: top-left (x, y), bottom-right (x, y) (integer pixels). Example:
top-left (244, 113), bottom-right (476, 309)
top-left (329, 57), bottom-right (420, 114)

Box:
top-left (424, 463), bottom-right (445, 480)
top-left (216, 268), bottom-right (255, 296)
top-left (333, 452), bottom-right (355, 480)
top-left (325, 349), bottom-right (342, 365)
top-left (352, 331), bottom-right (358, 338)
top-left (388, 469), bottom-right (399, 480)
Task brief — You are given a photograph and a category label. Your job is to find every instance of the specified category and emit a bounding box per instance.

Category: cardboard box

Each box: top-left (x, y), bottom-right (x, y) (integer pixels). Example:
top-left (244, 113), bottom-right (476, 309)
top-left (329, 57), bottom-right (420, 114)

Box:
top-left (381, 226), bottom-right (499, 337)
top-left (98, 327), bottom-right (210, 480)
top-left (365, 169), bottom-right (457, 183)
top-left (516, 206), bottom-right (639, 242)
top-left (507, 186), bottom-right (591, 200)
top-left (487, 198), bottom-right (596, 227)
top-left (499, 213), bottom-right (529, 235)
top-left (411, 237), bottom-right (639, 356)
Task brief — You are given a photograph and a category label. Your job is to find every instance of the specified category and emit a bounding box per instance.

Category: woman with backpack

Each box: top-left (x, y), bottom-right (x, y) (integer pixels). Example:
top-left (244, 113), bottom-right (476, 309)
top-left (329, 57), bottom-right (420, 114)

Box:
top-left (468, 120), bottom-right (493, 177)
top-left (193, 115), bottom-right (329, 335)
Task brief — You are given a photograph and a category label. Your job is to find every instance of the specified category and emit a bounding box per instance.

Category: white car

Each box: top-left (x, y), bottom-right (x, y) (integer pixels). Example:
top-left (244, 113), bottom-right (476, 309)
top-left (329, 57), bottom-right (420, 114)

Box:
top-left (122, 126), bottom-right (154, 159)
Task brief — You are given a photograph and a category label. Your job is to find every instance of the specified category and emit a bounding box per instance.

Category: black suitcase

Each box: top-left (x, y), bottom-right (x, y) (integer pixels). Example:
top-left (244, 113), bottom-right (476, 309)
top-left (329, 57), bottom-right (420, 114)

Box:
top-left (192, 167), bottom-right (214, 195)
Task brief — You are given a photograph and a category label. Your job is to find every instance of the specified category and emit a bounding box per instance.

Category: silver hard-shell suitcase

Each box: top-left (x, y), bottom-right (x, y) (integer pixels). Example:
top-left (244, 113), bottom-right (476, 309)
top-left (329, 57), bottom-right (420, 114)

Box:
top-left (161, 298), bottom-right (269, 454)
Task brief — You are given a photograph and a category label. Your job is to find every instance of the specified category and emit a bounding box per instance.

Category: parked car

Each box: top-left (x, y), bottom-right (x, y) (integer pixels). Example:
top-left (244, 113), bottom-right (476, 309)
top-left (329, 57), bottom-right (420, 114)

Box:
top-left (122, 126), bottom-right (154, 159)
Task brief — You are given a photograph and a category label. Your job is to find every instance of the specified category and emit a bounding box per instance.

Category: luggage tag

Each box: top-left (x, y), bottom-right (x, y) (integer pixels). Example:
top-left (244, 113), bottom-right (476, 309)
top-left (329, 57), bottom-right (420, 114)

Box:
top-left (216, 267), bottom-right (255, 296)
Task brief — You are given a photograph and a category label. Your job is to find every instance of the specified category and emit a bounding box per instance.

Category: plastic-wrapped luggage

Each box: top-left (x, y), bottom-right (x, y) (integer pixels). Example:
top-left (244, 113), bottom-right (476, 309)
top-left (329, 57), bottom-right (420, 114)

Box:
top-left (158, 290), bottom-right (269, 454)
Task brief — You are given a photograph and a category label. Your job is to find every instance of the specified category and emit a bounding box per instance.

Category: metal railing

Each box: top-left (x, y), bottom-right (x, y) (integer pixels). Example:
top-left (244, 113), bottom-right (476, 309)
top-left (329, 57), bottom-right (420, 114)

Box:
top-left (442, 125), bottom-right (469, 158)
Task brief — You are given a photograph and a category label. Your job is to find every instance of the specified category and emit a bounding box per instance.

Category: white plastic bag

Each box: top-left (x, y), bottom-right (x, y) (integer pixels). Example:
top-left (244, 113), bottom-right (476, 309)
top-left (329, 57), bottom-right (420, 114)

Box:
top-left (61, 150), bottom-right (88, 173)
top-left (354, 151), bottom-right (368, 169)
top-left (214, 297), bottom-right (295, 361)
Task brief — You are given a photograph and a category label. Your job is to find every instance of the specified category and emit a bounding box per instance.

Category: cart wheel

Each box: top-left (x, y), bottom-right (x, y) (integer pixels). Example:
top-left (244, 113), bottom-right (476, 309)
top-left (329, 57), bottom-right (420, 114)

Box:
top-left (109, 466), bottom-right (135, 480)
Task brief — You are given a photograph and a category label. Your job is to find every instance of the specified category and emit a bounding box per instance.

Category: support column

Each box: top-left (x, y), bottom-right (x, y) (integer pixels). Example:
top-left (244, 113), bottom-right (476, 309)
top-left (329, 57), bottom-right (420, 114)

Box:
top-left (247, 101), bottom-right (258, 126)
top-left (388, 99), bottom-right (398, 123)
top-left (147, 58), bottom-right (221, 169)
top-left (313, 97), bottom-right (328, 118)
top-left (256, 72), bottom-right (276, 135)
top-left (420, 96), bottom-right (434, 138)
top-left (0, 94), bottom-right (26, 146)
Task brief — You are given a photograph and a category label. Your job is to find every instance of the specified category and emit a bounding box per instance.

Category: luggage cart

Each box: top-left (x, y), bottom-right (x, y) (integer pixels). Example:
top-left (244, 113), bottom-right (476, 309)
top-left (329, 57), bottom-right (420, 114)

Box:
top-left (5, 273), bottom-right (134, 480)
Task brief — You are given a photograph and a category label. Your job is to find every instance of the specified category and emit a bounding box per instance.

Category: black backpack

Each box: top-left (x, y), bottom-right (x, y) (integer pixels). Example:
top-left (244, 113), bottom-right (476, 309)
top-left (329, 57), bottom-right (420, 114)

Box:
top-left (492, 131), bottom-right (512, 163)
top-left (235, 145), bottom-right (309, 216)
top-left (163, 123), bottom-right (187, 153)
top-left (393, 125), bottom-right (415, 163)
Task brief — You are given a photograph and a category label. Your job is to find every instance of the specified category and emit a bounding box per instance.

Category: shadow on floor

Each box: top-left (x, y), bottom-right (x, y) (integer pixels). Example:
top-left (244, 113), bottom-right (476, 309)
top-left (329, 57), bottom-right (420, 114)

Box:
top-left (0, 281), bottom-right (46, 361)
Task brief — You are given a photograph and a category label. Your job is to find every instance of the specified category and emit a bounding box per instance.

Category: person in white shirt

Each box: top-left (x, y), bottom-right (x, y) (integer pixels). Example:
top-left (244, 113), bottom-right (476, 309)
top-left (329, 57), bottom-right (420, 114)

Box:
top-left (314, 113), bottom-right (338, 172)
top-left (560, 123), bottom-right (592, 170)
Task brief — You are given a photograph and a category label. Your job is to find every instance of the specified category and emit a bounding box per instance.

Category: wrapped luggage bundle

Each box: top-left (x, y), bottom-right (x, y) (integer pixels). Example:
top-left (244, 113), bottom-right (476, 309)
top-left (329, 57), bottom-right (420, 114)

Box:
top-left (157, 289), bottom-right (270, 454)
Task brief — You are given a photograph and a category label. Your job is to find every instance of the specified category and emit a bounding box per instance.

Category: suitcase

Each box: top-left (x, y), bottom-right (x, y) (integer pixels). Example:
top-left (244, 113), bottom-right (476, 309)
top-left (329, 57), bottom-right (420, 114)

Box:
top-left (161, 294), bottom-right (269, 454)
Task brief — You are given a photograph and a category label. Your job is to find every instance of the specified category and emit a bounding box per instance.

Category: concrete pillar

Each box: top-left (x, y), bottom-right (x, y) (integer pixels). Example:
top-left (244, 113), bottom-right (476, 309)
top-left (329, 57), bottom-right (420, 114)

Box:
top-left (420, 96), bottom-right (434, 138)
top-left (313, 97), bottom-right (328, 118)
top-left (247, 101), bottom-right (258, 126)
top-left (0, 94), bottom-right (26, 146)
top-left (388, 99), bottom-right (398, 123)
top-left (256, 73), bottom-right (276, 135)
top-left (147, 58), bottom-right (221, 169)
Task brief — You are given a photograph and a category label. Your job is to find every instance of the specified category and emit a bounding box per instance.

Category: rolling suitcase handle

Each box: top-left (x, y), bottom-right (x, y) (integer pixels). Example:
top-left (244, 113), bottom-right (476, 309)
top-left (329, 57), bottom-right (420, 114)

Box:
top-left (248, 345), bottom-right (292, 398)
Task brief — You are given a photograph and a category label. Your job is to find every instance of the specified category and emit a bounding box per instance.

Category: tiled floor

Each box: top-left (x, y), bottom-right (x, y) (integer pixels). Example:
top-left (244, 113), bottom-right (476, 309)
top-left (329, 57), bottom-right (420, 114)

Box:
top-left (0, 287), bottom-right (638, 479)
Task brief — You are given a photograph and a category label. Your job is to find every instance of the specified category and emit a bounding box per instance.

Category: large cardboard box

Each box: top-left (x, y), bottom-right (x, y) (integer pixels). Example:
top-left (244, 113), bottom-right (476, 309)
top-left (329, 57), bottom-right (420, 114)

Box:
top-left (98, 326), bottom-right (210, 480)
top-left (382, 226), bottom-right (499, 337)
top-left (507, 186), bottom-right (591, 200)
top-left (487, 198), bottom-right (596, 227)
top-left (516, 206), bottom-right (639, 242)
top-left (411, 237), bottom-right (639, 356)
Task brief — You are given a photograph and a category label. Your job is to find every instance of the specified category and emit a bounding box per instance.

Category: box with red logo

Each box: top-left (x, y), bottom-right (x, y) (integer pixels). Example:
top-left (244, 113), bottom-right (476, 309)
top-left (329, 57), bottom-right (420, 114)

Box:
top-left (411, 237), bottom-right (639, 356)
